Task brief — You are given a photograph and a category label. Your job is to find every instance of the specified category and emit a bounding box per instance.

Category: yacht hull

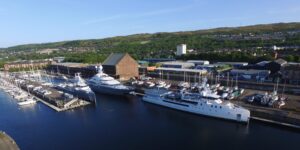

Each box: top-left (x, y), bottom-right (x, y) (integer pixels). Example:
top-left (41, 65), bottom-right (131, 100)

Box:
top-left (89, 84), bottom-right (132, 96)
top-left (142, 95), bottom-right (250, 123)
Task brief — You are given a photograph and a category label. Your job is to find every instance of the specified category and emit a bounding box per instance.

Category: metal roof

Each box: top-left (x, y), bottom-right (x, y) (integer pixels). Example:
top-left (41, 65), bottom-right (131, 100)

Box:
top-left (216, 62), bottom-right (248, 65)
top-left (187, 60), bottom-right (209, 63)
top-left (102, 53), bottom-right (126, 66)
top-left (231, 69), bottom-right (270, 74)
top-left (273, 59), bottom-right (287, 65)
top-left (256, 61), bottom-right (271, 66)
top-left (156, 67), bottom-right (207, 73)
top-left (161, 61), bottom-right (194, 65)
top-left (54, 62), bottom-right (88, 67)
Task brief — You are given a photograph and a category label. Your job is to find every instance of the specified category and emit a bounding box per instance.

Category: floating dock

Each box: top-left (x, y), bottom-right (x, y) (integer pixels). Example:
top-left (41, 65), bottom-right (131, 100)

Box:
top-left (17, 79), bottom-right (91, 112)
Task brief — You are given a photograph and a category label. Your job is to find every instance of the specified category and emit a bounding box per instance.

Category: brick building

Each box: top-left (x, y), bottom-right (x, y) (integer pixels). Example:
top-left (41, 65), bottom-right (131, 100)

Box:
top-left (102, 53), bottom-right (138, 80)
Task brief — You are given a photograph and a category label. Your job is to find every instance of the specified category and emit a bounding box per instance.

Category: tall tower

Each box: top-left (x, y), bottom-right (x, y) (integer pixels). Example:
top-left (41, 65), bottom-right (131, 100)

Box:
top-left (176, 44), bottom-right (187, 56)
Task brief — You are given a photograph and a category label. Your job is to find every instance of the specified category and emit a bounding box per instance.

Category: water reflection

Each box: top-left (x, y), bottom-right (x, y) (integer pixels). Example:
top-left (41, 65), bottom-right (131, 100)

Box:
top-left (0, 89), bottom-right (299, 150)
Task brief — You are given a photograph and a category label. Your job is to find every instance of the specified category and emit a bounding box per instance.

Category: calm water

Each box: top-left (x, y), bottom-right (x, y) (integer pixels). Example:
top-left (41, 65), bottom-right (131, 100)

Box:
top-left (0, 90), bottom-right (299, 150)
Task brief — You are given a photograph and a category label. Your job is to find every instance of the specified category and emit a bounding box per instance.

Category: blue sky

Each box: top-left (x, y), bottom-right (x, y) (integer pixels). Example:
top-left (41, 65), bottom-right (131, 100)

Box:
top-left (0, 0), bottom-right (300, 47)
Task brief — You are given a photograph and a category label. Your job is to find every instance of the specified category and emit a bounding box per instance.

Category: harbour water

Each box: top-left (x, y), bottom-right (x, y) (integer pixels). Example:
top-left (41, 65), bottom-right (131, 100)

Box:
top-left (0, 91), bottom-right (299, 150)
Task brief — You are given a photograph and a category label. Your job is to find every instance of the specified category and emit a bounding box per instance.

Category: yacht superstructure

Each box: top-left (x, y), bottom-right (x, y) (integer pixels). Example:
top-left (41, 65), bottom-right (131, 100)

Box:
top-left (87, 65), bottom-right (133, 96)
top-left (54, 73), bottom-right (96, 102)
top-left (143, 88), bottom-right (250, 123)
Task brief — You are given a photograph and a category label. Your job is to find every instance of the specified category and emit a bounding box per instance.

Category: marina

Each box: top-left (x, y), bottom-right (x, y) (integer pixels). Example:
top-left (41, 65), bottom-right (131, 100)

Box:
top-left (0, 72), bottom-right (92, 112)
top-left (128, 77), bottom-right (300, 129)
top-left (1, 1), bottom-right (300, 149)
top-left (0, 88), bottom-right (299, 150)
top-left (2, 68), bottom-right (300, 128)
top-left (0, 64), bottom-right (300, 150)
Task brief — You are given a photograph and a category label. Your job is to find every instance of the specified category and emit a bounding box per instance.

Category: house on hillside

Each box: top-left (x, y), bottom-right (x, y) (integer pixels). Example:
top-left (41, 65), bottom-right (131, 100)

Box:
top-left (102, 53), bottom-right (139, 80)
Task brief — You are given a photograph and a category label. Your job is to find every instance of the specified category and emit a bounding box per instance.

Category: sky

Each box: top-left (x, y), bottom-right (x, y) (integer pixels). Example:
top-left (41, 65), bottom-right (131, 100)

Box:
top-left (0, 0), bottom-right (300, 47)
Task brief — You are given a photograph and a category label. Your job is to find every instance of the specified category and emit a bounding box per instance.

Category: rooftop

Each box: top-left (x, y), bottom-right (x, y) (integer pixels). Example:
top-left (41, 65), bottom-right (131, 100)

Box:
top-left (231, 69), bottom-right (270, 74)
top-left (103, 53), bottom-right (127, 66)
top-left (273, 58), bottom-right (287, 65)
top-left (156, 67), bottom-right (207, 73)
top-left (161, 61), bottom-right (194, 65)
top-left (256, 61), bottom-right (271, 66)
top-left (6, 59), bottom-right (51, 65)
top-left (54, 62), bottom-right (89, 68)
top-left (187, 60), bottom-right (209, 63)
top-left (216, 62), bottom-right (248, 65)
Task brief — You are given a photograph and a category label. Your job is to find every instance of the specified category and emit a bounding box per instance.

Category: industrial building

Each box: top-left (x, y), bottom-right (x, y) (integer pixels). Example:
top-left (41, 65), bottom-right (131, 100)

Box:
top-left (4, 60), bottom-right (52, 71)
top-left (215, 62), bottom-right (248, 68)
top-left (148, 67), bottom-right (207, 82)
top-left (195, 64), bottom-right (231, 73)
top-left (46, 62), bottom-right (97, 78)
top-left (52, 57), bottom-right (65, 63)
top-left (102, 53), bottom-right (139, 80)
top-left (143, 58), bottom-right (175, 63)
top-left (230, 69), bottom-right (271, 81)
top-left (160, 61), bottom-right (194, 69)
top-left (187, 60), bottom-right (210, 65)
top-left (176, 44), bottom-right (187, 56)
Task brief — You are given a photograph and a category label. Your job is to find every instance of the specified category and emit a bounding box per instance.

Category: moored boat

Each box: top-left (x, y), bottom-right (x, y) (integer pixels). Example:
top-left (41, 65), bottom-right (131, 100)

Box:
top-left (142, 88), bottom-right (250, 123)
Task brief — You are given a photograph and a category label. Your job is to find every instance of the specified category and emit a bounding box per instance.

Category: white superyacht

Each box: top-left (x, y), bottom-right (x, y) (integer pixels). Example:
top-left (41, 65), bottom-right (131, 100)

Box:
top-left (87, 65), bottom-right (133, 96)
top-left (143, 88), bottom-right (250, 123)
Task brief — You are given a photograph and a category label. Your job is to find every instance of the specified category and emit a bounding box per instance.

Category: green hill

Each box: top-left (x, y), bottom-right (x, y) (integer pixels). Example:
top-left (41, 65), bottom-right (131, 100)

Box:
top-left (3, 22), bottom-right (300, 51)
top-left (1, 22), bottom-right (300, 64)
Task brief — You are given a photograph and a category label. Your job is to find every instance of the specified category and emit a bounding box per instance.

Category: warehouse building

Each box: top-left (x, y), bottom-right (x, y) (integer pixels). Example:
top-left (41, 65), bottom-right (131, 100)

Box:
top-left (102, 53), bottom-right (139, 80)
top-left (230, 69), bottom-right (271, 81)
top-left (148, 67), bottom-right (207, 82)
top-left (187, 60), bottom-right (210, 65)
top-left (215, 62), bottom-right (248, 69)
top-left (46, 62), bottom-right (97, 78)
top-left (4, 59), bottom-right (52, 71)
top-left (160, 61), bottom-right (194, 69)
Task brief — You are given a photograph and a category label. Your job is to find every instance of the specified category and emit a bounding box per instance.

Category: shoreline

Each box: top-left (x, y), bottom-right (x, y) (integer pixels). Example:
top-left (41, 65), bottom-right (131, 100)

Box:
top-left (0, 131), bottom-right (20, 150)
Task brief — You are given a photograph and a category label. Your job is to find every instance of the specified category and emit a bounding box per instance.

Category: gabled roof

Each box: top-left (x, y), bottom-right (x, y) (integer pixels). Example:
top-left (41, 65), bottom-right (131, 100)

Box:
top-left (273, 59), bottom-right (287, 65)
top-left (103, 53), bottom-right (127, 66)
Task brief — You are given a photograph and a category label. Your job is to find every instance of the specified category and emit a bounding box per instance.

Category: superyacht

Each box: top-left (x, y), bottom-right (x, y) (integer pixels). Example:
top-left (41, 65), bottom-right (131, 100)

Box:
top-left (54, 73), bottom-right (96, 102)
top-left (87, 65), bottom-right (133, 96)
top-left (143, 88), bottom-right (250, 123)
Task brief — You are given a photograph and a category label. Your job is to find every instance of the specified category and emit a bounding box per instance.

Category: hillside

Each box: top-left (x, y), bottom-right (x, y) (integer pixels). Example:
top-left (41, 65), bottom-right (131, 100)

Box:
top-left (3, 22), bottom-right (300, 52)
top-left (0, 22), bottom-right (300, 64)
